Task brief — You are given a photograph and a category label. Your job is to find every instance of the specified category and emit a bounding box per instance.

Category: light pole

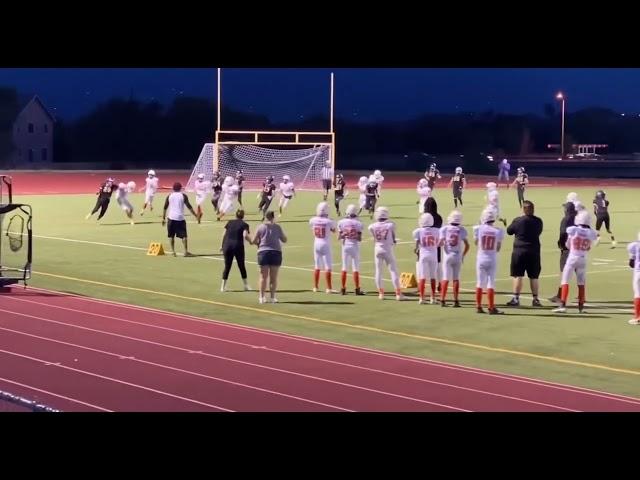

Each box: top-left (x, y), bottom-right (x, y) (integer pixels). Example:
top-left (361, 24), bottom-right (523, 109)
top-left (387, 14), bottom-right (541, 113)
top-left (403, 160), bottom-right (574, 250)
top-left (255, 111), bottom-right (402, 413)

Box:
top-left (556, 92), bottom-right (565, 159)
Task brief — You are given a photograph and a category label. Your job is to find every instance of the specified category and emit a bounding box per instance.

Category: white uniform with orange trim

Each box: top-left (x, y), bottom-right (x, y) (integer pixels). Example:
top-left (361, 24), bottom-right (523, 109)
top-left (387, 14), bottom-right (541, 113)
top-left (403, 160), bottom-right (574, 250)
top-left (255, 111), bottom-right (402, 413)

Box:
top-left (309, 216), bottom-right (336, 270)
top-left (145, 176), bottom-right (159, 205)
top-left (337, 217), bottom-right (363, 272)
top-left (628, 242), bottom-right (640, 297)
top-left (561, 225), bottom-right (598, 285)
top-left (368, 220), bottom-right (400, 289)
top-left (473, 224), bottom-right (504, 289)
top-left (413, 226), bottom-right (439, 281)
top-left (439, 224), bottom-right (468, 281)
top-left (194, 179), bottom-right (212, 206)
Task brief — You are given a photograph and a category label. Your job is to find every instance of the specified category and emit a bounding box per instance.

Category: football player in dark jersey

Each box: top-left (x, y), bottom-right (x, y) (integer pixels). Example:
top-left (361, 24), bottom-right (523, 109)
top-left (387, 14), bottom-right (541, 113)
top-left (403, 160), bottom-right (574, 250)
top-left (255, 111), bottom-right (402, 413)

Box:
top-left (258, 175), bottom-right (277, 221)
top-left (511, 167), bottom-right (529, 208)
top-left (363, 176), bottom-right (379, 218)
top-left (210, 172), bottom-right (223, 215)
top-left (424, 163), bottom-right (442, 190)
top-left (235, 170), bottom-right (245, 206)
top-left (334, 173), bottom-right (346, 216)
top-left (448, 167), bottom-right (466, 208)
top-left (593, 190), bottom-right (616, 248)
top-left (85, 177), bottom-right (118, 220)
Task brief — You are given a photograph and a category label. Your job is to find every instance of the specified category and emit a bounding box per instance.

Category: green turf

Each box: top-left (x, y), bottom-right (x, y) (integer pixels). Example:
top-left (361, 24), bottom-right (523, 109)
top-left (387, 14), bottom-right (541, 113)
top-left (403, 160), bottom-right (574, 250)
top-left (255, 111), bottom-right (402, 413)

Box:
top-left (9, 185), bottom-right (640, 398)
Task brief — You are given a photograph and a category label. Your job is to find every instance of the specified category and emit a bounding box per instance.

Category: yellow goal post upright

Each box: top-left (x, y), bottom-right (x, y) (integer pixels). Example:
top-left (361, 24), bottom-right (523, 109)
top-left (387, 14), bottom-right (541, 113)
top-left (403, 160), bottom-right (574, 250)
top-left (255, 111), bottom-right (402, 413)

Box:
top-left (186, 69), bottom-right (336, 192)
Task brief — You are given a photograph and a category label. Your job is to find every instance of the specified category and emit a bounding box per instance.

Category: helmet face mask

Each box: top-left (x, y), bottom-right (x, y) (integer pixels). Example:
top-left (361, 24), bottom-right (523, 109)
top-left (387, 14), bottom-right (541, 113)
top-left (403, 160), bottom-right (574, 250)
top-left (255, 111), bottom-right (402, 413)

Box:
top-left (345, 204), bottom-right (358, 217)
top-left (375, 206), bottom-right (389, 221)
top-left (455, 167), bottom-right (462, 174)
top-left (447, 210), bottom-right (463, 225)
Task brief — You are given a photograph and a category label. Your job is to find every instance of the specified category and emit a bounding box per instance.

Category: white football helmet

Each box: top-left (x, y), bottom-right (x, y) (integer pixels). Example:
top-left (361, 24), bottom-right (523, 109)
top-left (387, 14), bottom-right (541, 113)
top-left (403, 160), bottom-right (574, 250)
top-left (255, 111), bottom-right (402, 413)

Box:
top-left (197, 173), bottom-right (205, 180)
top-left (368, 175), bottom-right (377, 182)
top-left (575, 211), bottom-right (591, 226)
top-left (316, 202), bottom-right (330, 217)
top-left (345, 204), bottom-right (358, 217)
top-left (359, 176), bottom-right (368, 184)
top-left (375, 206), bottom-right (390, 221)
top-left (486, 182), bottom-right (497, 191)
top-left (224, 176), bottom-right (234, 186)
top-left (566, 192), bottom-right (578, 203)
top-left (147, 170), bottom-right (156, 177)
top-left (481, 208), bottom-right (496, 224)
top-left (419, 213), bottom-right (434, 228)
top-left (283, 175), bottom-right (291, 182)
top-left (574, 200), bottom-right (586, 211)
top-left (455, 167), bottom-right (463, 174)
top-left (118, 182), bottom-right (126, 190)
top-left (127, 181), bottom-right (136, 192)
top-left (447, 210), bottom-right (463, 225)
top-left (374, 169), bottom-right (382, 177)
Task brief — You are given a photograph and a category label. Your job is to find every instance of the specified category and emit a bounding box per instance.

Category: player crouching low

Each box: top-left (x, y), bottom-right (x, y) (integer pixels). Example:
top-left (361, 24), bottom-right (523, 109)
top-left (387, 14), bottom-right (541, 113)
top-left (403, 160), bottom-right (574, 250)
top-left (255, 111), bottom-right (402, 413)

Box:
top-left (337, 204), bottom-right (365, 295)
top-left (473, 208), bottom-right (505, 314)
top-left (553, 211), bottom-right (598, 314)
top-left (413, 213), bottom-right (439, 304)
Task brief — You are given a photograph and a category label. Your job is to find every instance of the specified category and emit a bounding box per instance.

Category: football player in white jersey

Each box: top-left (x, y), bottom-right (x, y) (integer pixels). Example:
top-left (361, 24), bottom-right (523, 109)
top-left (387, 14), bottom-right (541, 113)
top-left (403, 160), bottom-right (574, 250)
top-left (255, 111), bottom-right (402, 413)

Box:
top-left (194, 173), bottom-right (212, 224)
top-left (278, 175), bottom-right (296, 217)
top-left (337, 204), bottom-right (365, 296)
top-left (217, 176), bottom-right (239, 222)
top-left (438, 210), bottom-right (470, 307)
top-left (413, 213), bottom-right (440, 304)
top-left (473, 208), bottom-right (505, 314)
top-left (553, 211), bottom-right (598, 314)
top-left (116, 182), bottom-right (135, 225)
top-left (368, 206), bottom-right (405, 301)
top-left (626, 233), bottom-right (640, 325)
top-left (416, 178), bottom-right (432, 213)
top-left (309, 202), bottom-right (337, 293)
top-left (357, 175), bottom-right (368, 214)
top-left (373, 169), bottom-right (385, 195)
top-left (139, 170), bottom-right (160, 216)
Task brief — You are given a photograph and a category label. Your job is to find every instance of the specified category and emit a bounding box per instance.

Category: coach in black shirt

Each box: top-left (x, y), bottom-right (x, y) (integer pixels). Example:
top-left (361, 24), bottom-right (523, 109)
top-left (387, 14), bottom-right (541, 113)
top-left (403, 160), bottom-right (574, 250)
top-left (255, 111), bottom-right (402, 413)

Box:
top-left (506, 200), bottom-right (544, 307)
top-left (220, 209), bottom-right (251, 293)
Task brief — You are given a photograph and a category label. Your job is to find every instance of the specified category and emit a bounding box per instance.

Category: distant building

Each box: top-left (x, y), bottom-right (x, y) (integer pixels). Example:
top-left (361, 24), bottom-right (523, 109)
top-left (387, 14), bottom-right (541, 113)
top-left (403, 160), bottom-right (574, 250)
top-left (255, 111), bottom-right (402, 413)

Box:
top-left (12, 95), bottom-right (55, 166)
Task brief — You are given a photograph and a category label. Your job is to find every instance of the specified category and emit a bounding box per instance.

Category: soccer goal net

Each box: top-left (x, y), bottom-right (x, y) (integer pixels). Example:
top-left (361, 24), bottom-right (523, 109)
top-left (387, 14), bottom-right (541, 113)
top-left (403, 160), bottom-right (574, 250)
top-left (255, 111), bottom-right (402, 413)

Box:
top-left (186, 131), bottom-right (334, 192)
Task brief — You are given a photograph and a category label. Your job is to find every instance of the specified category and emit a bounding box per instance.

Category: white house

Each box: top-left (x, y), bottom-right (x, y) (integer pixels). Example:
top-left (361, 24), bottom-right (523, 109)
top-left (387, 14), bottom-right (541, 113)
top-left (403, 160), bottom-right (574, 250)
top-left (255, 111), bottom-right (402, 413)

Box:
top-left (12, 96), bottom-right (55, 166)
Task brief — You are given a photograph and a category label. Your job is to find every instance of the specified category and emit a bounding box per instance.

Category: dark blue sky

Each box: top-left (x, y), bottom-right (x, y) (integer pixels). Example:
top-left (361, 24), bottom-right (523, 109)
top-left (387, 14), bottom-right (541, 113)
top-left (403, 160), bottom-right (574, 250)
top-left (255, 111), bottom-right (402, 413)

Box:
top-left (2, 68), bottom-right (640, 123)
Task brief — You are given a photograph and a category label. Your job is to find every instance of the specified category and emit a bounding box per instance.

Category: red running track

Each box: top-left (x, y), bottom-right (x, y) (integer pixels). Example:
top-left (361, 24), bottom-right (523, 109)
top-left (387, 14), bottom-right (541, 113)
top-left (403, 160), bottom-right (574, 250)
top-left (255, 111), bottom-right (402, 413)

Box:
top-left (1, 287), bottom-right (639, 412)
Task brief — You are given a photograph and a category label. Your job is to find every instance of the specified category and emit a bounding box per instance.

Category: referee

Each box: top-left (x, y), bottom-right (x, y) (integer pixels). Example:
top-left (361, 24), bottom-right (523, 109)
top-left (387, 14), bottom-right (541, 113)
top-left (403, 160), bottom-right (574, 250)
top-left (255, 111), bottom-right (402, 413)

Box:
top-left (506, 200), bottom-right (544, 307)
top-left (162, 182), bottom-right (197, 257)
top-left (321, 160), bottom-right (333, 201)
top-left (220, 209), bottom-right (251, 292)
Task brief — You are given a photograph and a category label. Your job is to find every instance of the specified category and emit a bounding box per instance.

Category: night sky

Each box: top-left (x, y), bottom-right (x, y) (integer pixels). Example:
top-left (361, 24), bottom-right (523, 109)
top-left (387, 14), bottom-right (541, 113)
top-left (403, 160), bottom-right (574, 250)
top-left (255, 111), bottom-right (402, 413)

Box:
top-left (2, 68), bottom-right (640, 123)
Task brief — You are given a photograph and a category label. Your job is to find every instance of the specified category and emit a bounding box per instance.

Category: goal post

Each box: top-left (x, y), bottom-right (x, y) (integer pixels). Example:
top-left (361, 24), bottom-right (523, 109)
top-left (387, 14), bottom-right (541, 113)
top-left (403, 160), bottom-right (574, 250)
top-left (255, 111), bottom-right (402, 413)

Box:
top-left (186, 130), bottom-right (335, 192)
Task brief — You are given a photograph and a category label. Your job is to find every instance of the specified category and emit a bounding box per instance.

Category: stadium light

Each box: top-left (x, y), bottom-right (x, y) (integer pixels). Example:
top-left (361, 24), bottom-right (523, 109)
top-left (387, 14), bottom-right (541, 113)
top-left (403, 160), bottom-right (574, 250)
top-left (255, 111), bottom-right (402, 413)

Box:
top-left (556, 92), bottom-right (566, 159)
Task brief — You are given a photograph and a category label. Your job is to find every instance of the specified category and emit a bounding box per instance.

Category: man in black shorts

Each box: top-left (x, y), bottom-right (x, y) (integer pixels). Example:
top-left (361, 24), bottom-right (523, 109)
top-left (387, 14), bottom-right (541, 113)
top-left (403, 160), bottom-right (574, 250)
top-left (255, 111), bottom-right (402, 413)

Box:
top-left (593, 190), bottom-right (616, 248)
top-left (85, 177), bottom-right (118, 221)
top-left (162, 182), bottom-right (197, 257)
top-left (506, 200), bottom-right (544, 307)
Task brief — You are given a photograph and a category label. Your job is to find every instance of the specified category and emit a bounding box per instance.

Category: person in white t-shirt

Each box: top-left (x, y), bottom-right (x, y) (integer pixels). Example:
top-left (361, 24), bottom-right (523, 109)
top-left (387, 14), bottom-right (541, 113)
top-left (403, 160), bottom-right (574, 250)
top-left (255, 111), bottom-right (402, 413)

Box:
top-left (337, 204), bottom-right (365, 296)
top-left (368, 206), bottom-right (405, 301)
top-left (162, 182), bottom-right (197, 257)
top-left (309, 202), bottom-right (337, 293)
top-left (473, 208), bottom-right (505, 314)
top-left (553, 211), bottom-right (598, 314)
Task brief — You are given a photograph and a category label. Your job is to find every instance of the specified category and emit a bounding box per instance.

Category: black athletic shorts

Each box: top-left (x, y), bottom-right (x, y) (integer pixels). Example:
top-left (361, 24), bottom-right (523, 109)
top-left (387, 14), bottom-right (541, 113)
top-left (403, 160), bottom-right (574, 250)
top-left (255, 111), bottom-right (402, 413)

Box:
top-left (322, 179), bottom-right (332, 191)
top-left (595, 214), bottom-right (610, 232)
top-left (167, 219), bottom-right (187, 239)
top-left (510, 248), bottom-right (541, 279)
top-left (258, 250), bottom-right (282, 267)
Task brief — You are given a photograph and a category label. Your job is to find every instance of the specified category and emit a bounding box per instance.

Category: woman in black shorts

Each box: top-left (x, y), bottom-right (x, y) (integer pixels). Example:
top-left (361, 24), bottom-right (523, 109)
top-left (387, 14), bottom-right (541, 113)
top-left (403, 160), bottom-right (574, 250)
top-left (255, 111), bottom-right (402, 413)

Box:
top-left (251, 211), bottom-right (287, 304)
top-left (220, 209), bottom-right (251, 292)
